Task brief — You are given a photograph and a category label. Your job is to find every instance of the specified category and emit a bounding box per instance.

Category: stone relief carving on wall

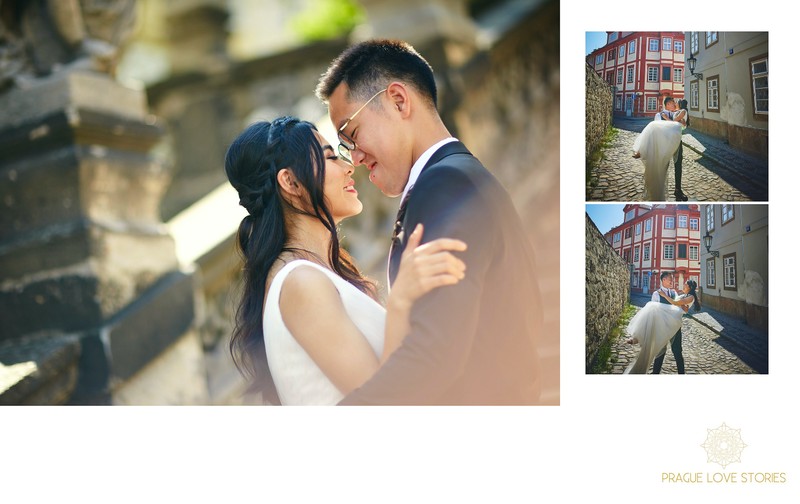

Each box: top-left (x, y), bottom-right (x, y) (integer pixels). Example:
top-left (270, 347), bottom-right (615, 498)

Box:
top-left (0, 0), bottom-right (136, 89)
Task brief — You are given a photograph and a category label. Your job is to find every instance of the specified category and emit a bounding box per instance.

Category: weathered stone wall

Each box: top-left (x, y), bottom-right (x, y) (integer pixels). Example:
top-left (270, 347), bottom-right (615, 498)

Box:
top-left (453, 0), bottom-right (559, 404)
top-left (0, 57), bottom-right (201, 403)
top-left (585, 62), bottom-right (613, 162)
top-left (586, 213), bottom-right (630, 371)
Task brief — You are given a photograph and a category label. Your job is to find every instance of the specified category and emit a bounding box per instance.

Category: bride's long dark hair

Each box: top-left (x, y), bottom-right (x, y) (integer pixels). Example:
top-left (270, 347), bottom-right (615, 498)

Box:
top-left (224, 117), bottom-right (378, 404)
top-left (678, 99), bottom-right (690, 127)
top-left (686, 279), bottom-right (701, 312)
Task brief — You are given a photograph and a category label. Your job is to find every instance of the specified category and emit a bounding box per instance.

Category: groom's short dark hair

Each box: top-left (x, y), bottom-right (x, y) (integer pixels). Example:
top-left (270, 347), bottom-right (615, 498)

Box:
top-left (663, 96), bottom-right (675, 107)
top-left (315, 39), bottom-right (438, 109)
top-left (660, 271), bottom-right (672, 281)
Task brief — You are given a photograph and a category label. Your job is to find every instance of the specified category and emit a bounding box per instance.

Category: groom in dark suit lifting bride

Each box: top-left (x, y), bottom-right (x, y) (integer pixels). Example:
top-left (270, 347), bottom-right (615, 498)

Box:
top-left (651, 272), bottom-right (686, 374)
top-left (317, 39), bottom-right (542, 405)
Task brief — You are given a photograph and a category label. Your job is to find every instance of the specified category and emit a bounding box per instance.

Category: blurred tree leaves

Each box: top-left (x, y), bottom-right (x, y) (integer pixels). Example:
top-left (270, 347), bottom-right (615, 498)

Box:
top-left (290, 0), bottom-right (364, 42)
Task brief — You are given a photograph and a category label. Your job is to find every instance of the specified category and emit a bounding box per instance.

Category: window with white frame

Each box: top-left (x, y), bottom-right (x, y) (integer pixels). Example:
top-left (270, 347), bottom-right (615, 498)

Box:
top-left (690, 32), bottom-right (699, 54)
top-left (624, 227), bottom-right (631, 239)
top-left (674, 68), bottom-right (683, 83)
top-left (609, 32), bottom-right (618, 42)
top-left (620, 43), bottom-right (625, 56)
top-left (623, 249), bottom-right (631, 262)
top-left (690, 218), bottom-right (699, 230)
top-left (706, 206), bottom-right (715, 232)
top-left (608, 48), bottom-right (616, 60)
top-left (635, 222), bottom-right (641, 235)
top-left (707, 76), bottom-right (719, 111)
top-left (751, 57), bottom-right (768, 115)
top-left (678, 215), bottom-right (688, 228)
top-left (674, 40), bottom-right (683, 53)
top-left (690, 80), bottom-right (699, 109)
top-left (723, 253), bottom-right (736, 290)
top-left (625, 209), bottom-right (635, 221)
top-left (706, 258), bottom-right (716, 288)
top-left (722, 204), bottom-right (734, 224)
top-left (690, 245), bottom-right (699, 260)
top-left (634, 246), bottom-right (640, 262)
top-left (706, 31), bottom-right (718, 48)
top-left (627, 65), bottom-right (634, 83)
top-left (664, 244), bottom-right (675, 259)
top-left (643, 243), bottom-right (650, 261)
top-left (645, 218), bottom-right (651, 232)
top-left (615, 95), bottom-right (622, 110)
top-left (648, 66), bottom-right (659, 82)
top-left (617, 69), bottom-right (623, 85)
top-left (663, 37), bottom-right (672, 51)
top-left (613, 232), bottom-right (621, 243)
top-left (649, 38), bottom-right (659, 51)
top-left (629, 40), bottom-right (636, 54)
top-left (647, 97), bottom-right (657, 111)
top-left (665, 216), bottom-right (675, 229)
top-left (606, 71), bottom-right (614, 85)
top-left (596, 54), bottom-right (604, 65)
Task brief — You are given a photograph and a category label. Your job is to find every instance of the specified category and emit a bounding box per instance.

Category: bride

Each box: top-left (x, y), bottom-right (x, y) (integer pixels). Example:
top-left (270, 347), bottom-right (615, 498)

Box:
top-left (224, 117), bottom-right (467, 404)
top-left (631, 98), bottom-right (686, 201)
top-left (624, 280), bottom-right (701, 374)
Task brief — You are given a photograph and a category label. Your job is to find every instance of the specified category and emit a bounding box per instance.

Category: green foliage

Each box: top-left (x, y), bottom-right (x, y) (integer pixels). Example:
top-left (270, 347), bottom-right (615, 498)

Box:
top-left (588, 302), bottom-right (636, 374)
top-left (290, 0), bottom-right (364, 42)
top-left (586, 126), bottom-right (618, 191)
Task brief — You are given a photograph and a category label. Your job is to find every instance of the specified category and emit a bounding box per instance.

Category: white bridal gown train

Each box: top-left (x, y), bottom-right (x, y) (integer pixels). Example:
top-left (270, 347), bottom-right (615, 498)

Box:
top-left (632, 120), bottom-right (682, 201)
top-left (624, 299), bottom-right (693, 374)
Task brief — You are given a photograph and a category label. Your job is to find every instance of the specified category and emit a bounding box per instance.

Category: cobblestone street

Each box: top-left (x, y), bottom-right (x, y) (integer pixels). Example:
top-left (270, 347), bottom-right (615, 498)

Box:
top-left (587, 117), bottom-right (768, 202)
top-left (603, 293), bottom-right (767, 375)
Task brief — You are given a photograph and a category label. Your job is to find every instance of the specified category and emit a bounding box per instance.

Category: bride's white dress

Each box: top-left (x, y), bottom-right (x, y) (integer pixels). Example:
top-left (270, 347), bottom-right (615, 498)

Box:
top-left (632, 120), bottom-right (682, 201)
top-left (263, 260), bottom-right (386, 405)
top-left (624, 298), bottom-right (693, 374)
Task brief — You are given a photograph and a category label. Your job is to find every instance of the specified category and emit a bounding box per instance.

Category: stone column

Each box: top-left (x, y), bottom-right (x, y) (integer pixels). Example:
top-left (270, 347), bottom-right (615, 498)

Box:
top-left (146, 0), bottom-right (234, 221)
top-left (0, 1), bottom-right (207, 404)
top-left (352, 0), bottom-right (478, 59)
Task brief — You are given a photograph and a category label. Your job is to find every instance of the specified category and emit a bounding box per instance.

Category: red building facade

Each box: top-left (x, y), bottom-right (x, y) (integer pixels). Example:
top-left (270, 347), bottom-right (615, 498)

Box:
top-left (604, 204), bottom-right (701, 294)
top-left (587, 31), bottom-right (686, 118)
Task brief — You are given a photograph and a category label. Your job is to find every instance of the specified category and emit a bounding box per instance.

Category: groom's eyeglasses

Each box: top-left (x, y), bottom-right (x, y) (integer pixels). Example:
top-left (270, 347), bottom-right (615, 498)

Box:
top-left (337, 88), bottom-right (387, 165)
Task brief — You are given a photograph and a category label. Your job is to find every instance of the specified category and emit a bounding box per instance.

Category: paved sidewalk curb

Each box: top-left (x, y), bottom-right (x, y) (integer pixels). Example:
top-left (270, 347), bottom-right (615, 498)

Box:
top-left (680, 131), bottom-right (768, 195)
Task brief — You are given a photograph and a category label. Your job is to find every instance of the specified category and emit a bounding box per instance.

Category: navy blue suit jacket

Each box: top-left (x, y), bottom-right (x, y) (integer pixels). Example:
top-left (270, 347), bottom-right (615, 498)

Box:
top-left (339, 141), bottom-right (542, 405)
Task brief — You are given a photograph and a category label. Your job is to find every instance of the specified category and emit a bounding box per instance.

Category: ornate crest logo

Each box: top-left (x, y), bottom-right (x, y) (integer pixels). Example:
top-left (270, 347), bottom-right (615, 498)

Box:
top-left (701, 422), bottom-right (747, 469)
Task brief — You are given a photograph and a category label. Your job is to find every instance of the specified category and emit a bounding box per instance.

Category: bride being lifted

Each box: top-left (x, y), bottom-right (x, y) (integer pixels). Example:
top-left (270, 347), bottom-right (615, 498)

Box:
top-left (632, 97), bottom-right (688, 201)
top-left (624, 277), bottom-right (701, 374)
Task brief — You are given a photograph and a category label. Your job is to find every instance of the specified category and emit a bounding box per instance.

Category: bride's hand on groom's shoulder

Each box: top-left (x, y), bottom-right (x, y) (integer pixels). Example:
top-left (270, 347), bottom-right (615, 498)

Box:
top-left (389, 224), bottom-right (467, 311)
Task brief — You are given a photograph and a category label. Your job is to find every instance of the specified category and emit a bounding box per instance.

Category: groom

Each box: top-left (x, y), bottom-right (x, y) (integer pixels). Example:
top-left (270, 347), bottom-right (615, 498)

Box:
top-left (317, 39), bottom-right (542, 404)
top-left (651, 272), bottom-right (686, 374)
top-left (654, 97), bottom-right (688, 201)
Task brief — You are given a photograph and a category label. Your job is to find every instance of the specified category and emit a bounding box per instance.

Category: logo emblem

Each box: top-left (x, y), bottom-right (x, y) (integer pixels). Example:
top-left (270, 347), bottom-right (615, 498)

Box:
top-left (701, 422), bottom-right (747, 469)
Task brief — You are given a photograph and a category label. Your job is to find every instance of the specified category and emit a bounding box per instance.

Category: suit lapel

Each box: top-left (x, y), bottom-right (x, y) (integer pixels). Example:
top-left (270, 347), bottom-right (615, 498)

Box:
top-left (388, 141), bottom-right (473, 285)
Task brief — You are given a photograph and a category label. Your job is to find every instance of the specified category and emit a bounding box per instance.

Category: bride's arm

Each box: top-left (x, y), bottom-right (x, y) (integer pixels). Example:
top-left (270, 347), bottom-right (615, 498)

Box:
top-left (280, 267), bottom-right (382, 394)
top-left (382, 224), bottom-right (466, 363)
top-left (659, 291), bottom-right (694, 308)
top-left (279, 226), bottom-right (465, 394)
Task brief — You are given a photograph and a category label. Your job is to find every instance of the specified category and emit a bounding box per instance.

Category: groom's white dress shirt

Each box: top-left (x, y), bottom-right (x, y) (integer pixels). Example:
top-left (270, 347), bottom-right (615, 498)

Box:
top-left (652, 286), bottom-right (674, 303)
top-left (654, 109), bottom-right (672, 121)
